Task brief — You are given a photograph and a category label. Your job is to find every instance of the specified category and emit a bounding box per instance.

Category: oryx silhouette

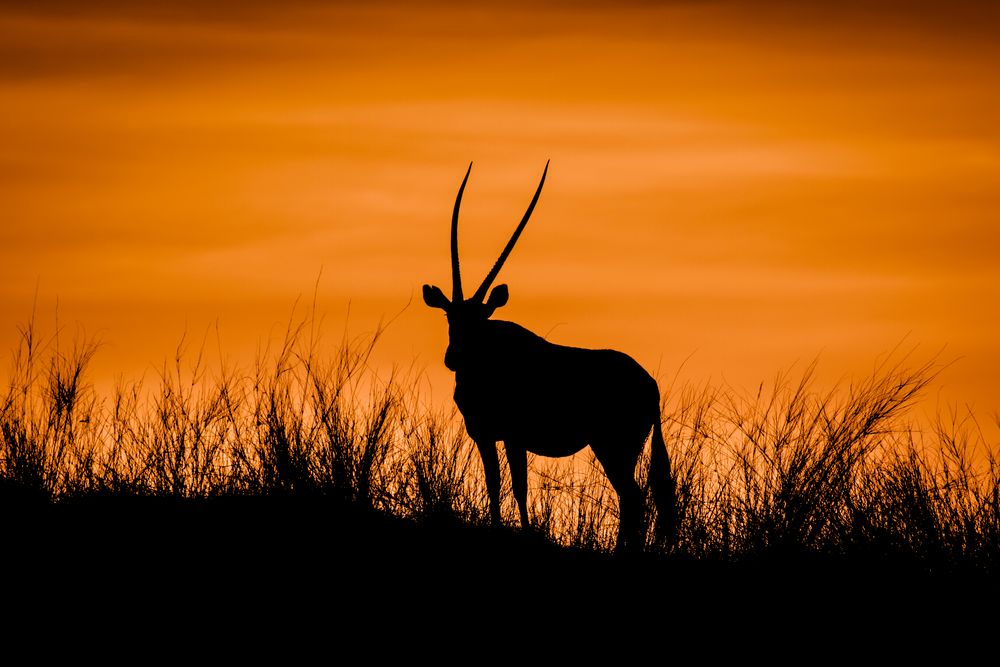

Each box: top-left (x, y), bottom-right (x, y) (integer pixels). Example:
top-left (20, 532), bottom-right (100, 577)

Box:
top-left (423, 162), bottom-right (676, 550)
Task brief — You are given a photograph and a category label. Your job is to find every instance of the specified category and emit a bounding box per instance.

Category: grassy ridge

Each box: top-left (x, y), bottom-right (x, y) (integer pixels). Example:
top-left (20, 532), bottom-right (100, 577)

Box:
top-left (2, 314), bottom-right (998, 579)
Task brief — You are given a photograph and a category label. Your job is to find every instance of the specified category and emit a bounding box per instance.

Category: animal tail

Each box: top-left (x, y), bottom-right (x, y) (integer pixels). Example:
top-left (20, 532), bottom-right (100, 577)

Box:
top-left (650, 412), bottom-right (678, 547)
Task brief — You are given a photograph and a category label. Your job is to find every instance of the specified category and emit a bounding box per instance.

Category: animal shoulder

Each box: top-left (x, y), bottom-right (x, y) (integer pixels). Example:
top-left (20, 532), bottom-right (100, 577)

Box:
top-left (485, 319), bottom-right (595, 354)
top-left (485, 319), bottom-right (546, 343)
top-left (485, 319), bottom-right (621, 358)
top-left (487, 320), bottom-right (625, 356)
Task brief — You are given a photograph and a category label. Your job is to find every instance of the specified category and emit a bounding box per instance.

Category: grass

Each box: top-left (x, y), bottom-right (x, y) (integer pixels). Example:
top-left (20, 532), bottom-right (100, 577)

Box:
top-left (2, 310), bottom-right (998, 589)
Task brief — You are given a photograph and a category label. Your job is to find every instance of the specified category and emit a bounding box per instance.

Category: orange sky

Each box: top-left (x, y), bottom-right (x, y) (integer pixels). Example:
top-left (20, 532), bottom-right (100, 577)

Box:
top-left (2, 1), bottom-right (998, 427)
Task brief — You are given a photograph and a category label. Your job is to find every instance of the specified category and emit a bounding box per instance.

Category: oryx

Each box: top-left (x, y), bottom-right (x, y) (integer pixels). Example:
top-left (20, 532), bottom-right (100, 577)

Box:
top-left (423, 162), bottom-right (675, 550)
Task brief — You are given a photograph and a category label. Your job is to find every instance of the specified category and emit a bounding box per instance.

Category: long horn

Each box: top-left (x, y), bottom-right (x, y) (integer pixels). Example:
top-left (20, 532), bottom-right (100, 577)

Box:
top-left (451, 162), bottom-right (472, 302)
top-left (472, 160), bottom-right (549, 303)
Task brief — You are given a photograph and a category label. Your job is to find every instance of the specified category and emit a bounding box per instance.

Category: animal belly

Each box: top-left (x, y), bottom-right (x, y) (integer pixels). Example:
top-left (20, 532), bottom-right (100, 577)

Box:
top-left (455, 380), bottom-right (598, 456)
top-left (523, 437), bottom-right (587, 458)
top-left (498, 408), bottom-right (590, 457)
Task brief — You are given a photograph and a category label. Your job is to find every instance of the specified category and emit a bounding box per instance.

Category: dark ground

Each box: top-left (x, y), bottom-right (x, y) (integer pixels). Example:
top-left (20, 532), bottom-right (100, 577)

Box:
top-left (1, 502), bottom-right (990, 662)
top-left (0, 494), bottom-right (993, 665)
top-left (5, 496), bottom-right (994, 625)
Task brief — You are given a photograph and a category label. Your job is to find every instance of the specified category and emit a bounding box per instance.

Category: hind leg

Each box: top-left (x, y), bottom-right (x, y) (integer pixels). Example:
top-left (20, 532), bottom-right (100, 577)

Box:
top-left (594, 447), bottom-right (644, 552)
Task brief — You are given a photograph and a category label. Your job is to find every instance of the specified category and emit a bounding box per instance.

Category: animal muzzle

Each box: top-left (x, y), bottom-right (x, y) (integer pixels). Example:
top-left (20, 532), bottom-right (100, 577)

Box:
top-left (444, 347), bottom-right (459, 371)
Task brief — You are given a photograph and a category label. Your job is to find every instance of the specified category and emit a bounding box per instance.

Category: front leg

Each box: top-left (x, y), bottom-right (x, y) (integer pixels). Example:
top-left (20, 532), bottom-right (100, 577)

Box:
top-left (504, 443), bottom-right (530, 530)
top-left (475, 439), bottom-right (502, 526)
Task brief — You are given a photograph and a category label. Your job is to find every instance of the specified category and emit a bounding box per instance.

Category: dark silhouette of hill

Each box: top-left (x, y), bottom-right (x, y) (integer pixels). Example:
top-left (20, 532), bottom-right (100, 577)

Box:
top-left (6, 494), bottom-right (993, 620)
top-left (2, 313), bottom-right (998, 641)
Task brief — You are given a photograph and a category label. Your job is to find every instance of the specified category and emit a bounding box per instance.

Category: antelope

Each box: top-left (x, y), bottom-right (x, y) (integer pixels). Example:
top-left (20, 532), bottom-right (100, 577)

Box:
top-left (423, 162), bottom-right (676, 550)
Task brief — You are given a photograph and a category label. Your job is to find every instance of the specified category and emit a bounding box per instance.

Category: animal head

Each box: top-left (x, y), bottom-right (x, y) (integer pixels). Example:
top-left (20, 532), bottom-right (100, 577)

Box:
top-left (423, 161), bottom-right (548, 370)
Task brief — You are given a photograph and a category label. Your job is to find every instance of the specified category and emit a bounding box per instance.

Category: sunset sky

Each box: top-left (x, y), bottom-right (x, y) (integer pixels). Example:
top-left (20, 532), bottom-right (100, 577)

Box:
top-left (2, 1), bottom-right (998, 426)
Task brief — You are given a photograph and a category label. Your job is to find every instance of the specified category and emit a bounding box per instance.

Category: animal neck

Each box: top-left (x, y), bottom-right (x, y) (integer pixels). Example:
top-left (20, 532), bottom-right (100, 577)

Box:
top-left (449, 319), bottom-right (546, 376)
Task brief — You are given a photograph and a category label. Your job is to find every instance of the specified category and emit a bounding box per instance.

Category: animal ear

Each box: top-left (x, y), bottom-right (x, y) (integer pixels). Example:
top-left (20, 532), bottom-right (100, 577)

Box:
top-left (423, 284), bottom-right (451, 310)
top-left (486, 284), bottom-right (509, 310)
